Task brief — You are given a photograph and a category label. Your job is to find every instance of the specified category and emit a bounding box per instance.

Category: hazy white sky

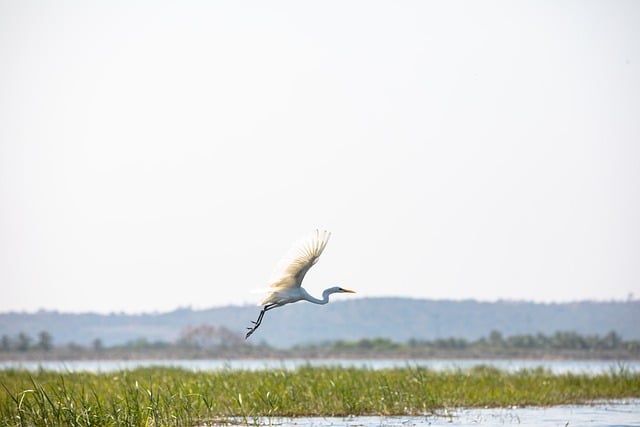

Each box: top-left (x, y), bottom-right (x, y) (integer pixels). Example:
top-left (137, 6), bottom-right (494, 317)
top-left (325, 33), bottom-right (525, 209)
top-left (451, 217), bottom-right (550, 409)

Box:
top-left (1, 1), bottom-right (639, 314)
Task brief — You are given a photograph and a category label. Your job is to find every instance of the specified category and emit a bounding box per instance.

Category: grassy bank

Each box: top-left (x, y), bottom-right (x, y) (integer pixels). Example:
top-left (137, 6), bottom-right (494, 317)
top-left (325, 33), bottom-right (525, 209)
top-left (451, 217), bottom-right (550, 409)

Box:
top-left (1, 366), bottom-right (639, 426)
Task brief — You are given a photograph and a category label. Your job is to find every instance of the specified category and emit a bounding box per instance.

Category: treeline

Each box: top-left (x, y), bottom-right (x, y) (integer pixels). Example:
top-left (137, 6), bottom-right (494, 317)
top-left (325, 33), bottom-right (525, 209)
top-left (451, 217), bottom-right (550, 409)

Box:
top-left (305, 330), bottom-right (640, 353)
top-left (0, 325), bottom-right (242, 353)
top-left (2, 327), bottom-right (639, 357)
top-left (1, 331), bottom-right (54, 352)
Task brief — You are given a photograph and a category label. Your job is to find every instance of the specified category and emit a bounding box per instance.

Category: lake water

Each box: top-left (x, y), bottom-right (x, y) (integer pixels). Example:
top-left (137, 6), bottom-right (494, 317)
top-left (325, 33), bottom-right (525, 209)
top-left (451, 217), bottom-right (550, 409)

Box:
top-left (245, 400), bottom-right (640, 426)
top-left (1, 358), bottom-right (638, 375)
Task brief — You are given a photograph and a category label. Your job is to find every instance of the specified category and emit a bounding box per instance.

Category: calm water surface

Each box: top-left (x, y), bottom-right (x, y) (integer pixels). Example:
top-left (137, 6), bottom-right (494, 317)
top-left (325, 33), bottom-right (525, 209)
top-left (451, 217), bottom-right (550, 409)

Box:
top-left (247, 400), bottom-right (640, 426)
top-left (1, 358), bottom-right (638, 374)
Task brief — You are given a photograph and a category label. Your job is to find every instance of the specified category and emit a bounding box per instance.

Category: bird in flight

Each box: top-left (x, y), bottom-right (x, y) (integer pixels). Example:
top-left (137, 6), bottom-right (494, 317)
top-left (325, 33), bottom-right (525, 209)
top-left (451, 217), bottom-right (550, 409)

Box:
top-left (245, 229), bottom-right (355, 339)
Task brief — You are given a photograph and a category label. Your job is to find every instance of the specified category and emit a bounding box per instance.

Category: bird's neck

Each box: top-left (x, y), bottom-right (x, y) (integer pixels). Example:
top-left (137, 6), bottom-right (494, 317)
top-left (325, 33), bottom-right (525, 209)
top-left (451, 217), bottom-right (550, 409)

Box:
top-left (303, 288), bottom-right (333, 305)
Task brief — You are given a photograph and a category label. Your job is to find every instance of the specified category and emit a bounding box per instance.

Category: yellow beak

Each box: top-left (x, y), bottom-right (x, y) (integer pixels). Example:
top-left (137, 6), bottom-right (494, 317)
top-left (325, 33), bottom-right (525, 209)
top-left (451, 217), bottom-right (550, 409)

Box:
top-left (342, 288), bottom-right (356, 293)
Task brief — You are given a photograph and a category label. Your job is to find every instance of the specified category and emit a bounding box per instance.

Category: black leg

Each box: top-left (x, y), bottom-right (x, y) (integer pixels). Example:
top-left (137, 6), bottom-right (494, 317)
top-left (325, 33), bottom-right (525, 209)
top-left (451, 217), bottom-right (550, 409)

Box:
top-left (245, 304), bottom-right (277, 339)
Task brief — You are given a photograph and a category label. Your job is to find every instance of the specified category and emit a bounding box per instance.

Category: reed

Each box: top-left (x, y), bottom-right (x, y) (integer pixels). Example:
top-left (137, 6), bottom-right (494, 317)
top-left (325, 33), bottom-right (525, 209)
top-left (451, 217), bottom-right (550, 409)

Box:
top-left (1, 365), bottom-right (638, 426)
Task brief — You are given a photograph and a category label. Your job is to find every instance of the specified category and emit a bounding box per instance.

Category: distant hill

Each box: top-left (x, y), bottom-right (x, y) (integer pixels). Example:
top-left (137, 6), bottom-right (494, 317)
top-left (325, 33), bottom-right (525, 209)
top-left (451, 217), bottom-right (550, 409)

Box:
top-left (1, 298), bottom-right (638, 348)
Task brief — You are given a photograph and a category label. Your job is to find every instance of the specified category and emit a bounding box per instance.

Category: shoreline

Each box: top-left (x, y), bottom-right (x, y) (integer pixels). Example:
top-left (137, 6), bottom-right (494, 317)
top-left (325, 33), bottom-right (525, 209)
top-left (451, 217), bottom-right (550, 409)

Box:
top-left (1, 349), bottom-right (638, 363)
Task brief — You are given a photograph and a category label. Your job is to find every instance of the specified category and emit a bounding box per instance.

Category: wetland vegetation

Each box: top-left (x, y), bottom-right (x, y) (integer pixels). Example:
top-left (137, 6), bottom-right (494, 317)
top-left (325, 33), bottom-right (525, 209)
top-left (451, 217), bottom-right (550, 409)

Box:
top-left (1, 365), bottom-right (639, 426)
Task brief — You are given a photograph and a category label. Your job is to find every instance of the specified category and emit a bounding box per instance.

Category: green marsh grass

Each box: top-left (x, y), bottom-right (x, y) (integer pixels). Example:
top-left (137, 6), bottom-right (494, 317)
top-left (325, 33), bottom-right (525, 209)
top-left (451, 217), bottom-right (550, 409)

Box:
top-left (1, 365), bottom-right (638, 426)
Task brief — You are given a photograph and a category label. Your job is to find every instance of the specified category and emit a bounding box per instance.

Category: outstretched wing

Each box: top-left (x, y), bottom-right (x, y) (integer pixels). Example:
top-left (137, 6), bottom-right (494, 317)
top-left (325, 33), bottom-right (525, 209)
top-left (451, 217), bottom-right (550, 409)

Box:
top-left (268, 229), bottom-right (331, 290)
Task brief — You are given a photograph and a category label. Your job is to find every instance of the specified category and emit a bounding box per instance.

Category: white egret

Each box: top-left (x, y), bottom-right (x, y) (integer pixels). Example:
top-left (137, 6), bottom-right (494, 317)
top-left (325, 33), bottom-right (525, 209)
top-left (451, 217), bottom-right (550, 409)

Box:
top-left (245, 229), bottom-right (355, 339)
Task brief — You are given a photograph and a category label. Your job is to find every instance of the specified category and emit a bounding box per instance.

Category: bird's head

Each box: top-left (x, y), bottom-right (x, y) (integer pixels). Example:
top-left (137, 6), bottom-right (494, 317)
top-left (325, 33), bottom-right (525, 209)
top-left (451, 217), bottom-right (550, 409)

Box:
top-left (325, 286), bottom-right (356, 295)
